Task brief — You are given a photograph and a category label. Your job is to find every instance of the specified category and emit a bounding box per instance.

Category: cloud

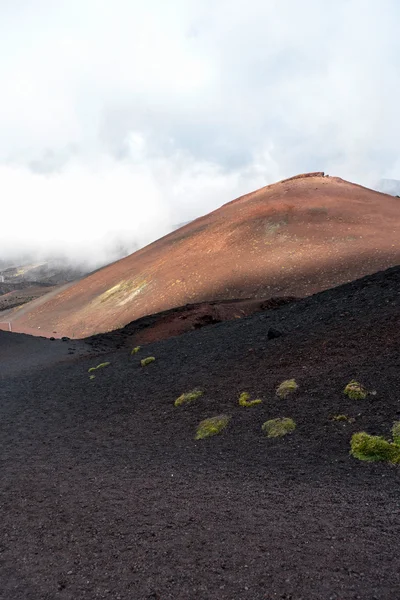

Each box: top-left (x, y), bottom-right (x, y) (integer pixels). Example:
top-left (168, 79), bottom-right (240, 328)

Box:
top-left (1, 0), bottom-right (399, 265)
top-left (0, 146), bottom-right (278, 268)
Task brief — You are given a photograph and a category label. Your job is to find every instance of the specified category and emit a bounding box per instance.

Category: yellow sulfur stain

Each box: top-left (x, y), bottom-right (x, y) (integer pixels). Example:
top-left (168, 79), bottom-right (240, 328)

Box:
top-left (96, 278), bottom-right (148, 306)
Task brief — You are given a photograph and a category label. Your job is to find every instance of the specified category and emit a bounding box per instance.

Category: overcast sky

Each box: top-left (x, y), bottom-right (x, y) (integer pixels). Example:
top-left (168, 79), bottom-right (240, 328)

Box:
top-left (1, 0), bottom-right (399, 266)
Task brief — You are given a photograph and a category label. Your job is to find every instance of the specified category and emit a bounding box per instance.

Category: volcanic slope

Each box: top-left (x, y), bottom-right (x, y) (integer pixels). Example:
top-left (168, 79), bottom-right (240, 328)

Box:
top-left (1, 265), bottom-right (400, 599)
top-left (5, 172), bottom-right (400, 338)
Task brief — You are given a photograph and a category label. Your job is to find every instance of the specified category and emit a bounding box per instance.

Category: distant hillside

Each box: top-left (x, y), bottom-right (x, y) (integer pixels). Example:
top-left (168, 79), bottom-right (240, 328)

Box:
top-left (0, 260), bottom-right (88, 312)
top-left (0, 260), bottom-right (87, 286)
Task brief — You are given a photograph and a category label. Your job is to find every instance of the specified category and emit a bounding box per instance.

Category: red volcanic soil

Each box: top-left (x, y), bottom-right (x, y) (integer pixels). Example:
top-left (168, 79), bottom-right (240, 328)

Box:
top-left (4, 172), bottom-right (400, 338)
top-left (83, 296), bottom-right (296, 349)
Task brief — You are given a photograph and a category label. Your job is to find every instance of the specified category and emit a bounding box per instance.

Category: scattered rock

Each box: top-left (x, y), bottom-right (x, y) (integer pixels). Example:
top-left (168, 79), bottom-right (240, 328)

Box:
top-left (268, 328), bottom-right (282, 339)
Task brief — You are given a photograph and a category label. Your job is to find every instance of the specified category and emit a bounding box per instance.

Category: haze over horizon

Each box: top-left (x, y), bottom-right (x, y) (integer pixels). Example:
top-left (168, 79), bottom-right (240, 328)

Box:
top-left (1, 0), bottom-right (400, 268)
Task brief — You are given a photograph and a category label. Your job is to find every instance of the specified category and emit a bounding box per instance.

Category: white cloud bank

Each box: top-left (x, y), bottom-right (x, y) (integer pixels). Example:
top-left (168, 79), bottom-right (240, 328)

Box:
top-left (1, 0), bottom-right (399, 266)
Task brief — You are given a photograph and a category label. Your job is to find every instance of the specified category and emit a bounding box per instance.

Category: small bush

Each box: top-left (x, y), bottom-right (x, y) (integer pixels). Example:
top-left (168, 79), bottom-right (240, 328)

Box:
top-left (331, 414), bottom-right (355, 423)
top-left (350, 432), bottom-right (400, 464)
top-left (88, 362), bottom-right (110, 373)
top-left (276, 379), bottom-right (298, 399)
top-left (262, 417), bottom-right (296, 438)
top-left (238, 392), bottom-right (262, 407)
top-left (175, 389), bottom-right (203, 407)
top-left (392, 422), bottom-right (400, 445)
top-left (195, 415), bottom-right (231, 440)
top-left (344, 380), bottom-right (367, 400)
top-left (141, 356), bottom-right (155, 367)
top-left (131, 346), bottom-right (141, 355)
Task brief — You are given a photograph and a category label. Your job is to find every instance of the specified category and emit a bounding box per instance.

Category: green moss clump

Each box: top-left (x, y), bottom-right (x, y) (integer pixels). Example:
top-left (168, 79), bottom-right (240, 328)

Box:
top-left (88, 362), bottom-right (110, 373)
top-left (262, 417), bottom-right (296, 438)
top-left (174, 389), bottom-right (203, 407)
top-left (392, 422), bottom-right (400, 445)
top-left (350, 432), bottom-right (400, 463)
top-left (344, 380), bottom-right (367, 400)
top-left (238, 392), bottom-right (262, 407)
top-left (331, 414), bottom-right (355, 423)
top-left (276, 379), bottom-right (298, 399)
top-left (131, 346), bottom-right (141, 355)
top-left (195, 415), bottom-right (231, 440)
top-left (141, 356), bottom-right (155, 366)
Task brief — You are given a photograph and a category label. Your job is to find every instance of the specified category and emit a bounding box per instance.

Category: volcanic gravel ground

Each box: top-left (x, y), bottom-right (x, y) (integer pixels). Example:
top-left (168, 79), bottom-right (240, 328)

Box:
top-left (1, 266), bottom-right (400, 599)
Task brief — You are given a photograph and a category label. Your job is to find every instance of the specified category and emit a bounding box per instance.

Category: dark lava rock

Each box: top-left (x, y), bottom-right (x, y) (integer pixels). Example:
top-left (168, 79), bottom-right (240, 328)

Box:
top-left (267, 327), bottom-right (282, 339)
